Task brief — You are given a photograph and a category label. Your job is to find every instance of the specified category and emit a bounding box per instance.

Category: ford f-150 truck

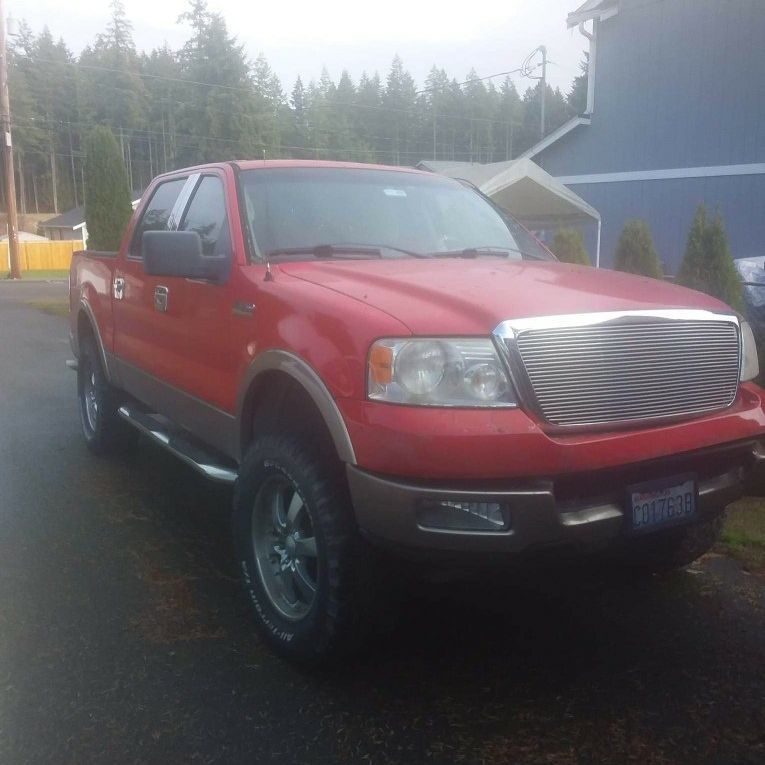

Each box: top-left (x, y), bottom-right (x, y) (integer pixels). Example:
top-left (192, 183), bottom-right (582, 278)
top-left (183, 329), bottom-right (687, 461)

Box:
top-left (69, 160), bottom-right (765, 662)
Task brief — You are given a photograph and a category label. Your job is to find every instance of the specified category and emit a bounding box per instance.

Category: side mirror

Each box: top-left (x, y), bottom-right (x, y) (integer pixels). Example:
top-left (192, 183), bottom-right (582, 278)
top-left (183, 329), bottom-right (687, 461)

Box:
top-left (142, 230), bottom-right (229, 282)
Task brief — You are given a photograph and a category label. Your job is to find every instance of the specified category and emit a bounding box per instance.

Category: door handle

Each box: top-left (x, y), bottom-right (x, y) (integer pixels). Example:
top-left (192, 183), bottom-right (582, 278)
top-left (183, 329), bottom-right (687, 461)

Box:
top-left (113, 277), bottom-right (125, 300)
top-left (154, 285), bottom-right (169, 313)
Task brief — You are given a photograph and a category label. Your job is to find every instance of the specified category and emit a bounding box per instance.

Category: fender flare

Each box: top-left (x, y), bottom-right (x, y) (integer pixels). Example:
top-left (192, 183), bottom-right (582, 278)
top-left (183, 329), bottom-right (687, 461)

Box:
top-left (76, 300), bottom-right (114, 383)
top-left (237, 349), bottom-right (357, 465)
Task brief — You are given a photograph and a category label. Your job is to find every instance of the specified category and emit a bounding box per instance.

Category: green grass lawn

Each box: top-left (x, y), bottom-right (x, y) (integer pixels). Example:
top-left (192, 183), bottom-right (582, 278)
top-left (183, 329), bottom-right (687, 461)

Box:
top-left (720, 497), bottom-right (765, 571)
top-left (2, 269), bottom-right (69, 280)
top-left (25, 299), bottom-right (70, 318)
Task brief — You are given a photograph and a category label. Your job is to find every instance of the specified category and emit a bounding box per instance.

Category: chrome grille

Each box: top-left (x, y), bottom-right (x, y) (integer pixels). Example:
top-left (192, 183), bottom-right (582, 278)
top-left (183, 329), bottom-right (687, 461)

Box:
top-left (507, 313), bottom-right (740, 427)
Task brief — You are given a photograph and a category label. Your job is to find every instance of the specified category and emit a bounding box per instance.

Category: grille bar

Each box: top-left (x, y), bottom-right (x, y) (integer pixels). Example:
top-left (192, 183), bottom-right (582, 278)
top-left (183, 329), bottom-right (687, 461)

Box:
top-left (501, 312), bottom-right (741, 428)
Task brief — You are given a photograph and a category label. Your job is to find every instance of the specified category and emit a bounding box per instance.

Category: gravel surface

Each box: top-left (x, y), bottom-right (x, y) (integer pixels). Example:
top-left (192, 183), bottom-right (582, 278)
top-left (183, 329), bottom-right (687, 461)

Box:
top-left (1, 281), bottom-right (763, 765)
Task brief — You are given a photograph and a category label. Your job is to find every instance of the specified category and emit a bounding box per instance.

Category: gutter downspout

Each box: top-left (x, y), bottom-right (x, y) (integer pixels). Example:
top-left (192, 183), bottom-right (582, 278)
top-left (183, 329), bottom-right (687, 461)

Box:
top-left (578, 20), bottom-right (596, 115)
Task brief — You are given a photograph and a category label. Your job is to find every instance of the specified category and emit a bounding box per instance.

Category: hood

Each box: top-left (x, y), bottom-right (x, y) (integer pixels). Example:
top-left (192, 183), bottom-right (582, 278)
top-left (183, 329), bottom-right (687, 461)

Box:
top-left (278, 258), bottom-right (732, 335)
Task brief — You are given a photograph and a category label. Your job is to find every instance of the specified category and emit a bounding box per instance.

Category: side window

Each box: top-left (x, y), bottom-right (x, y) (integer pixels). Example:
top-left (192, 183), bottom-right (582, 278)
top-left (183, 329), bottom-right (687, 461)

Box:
top-left (130, 178), bottom-right (186, 257)
top-left (180, 176), bottom-right (230, 257)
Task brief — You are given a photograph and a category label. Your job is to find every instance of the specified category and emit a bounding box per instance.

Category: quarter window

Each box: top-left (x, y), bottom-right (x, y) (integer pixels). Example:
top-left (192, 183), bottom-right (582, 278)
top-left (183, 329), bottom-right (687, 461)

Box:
top-left (130, 178), bottom-right (186, 257)
top-left (180, 176), bottom-right (230, 257)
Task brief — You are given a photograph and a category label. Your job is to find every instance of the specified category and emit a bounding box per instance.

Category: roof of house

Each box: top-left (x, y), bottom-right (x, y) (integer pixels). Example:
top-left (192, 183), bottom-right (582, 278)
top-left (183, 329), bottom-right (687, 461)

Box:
top-left (516, 116), bottom-right (592, 161)
top-left (40, 191), bottom-right (144, 231)
top-left (567, 0), bottom-right (618, 27)
top-left (417, 157), bottom-right (600, 225)
top-left (40, 206), bottom-right (85, 230)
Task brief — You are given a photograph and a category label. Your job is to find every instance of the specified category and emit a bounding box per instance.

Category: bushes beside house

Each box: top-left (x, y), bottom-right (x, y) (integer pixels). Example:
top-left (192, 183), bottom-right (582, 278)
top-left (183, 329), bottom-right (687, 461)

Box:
top-left (677, 205), bottom-right (743, 310)
top-left (551, 228), bottom-right (591, 266)
top-left (613, 219), bottom-right (663, 279)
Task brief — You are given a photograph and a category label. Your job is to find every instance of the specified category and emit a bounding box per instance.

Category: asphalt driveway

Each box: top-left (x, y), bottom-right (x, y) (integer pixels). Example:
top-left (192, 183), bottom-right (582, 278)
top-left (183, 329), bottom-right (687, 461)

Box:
top-left (1, 281), bottom-right (763, 764)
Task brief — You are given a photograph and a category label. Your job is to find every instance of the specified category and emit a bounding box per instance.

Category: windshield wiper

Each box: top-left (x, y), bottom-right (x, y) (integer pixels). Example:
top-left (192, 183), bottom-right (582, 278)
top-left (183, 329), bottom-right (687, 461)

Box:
top-left (428, 246), bottom-right (522, 259)
top-left (266, 244), bottom-right (383, 259)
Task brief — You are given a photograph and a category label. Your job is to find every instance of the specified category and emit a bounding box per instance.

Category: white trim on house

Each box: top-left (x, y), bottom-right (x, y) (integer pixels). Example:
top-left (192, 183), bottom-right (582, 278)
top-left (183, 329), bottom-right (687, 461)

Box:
top-left (567, 0), bottom-right (618, 27)
top-left (557, 163), bottom-right (765, 185)
top-left (517, 116), bottom-right (591, 160)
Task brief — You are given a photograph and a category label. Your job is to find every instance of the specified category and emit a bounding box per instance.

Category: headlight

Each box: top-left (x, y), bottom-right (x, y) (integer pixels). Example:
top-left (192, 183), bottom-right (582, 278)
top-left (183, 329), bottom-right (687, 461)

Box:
top-left (368, 338), bottom-right (517, 407)
top-left (740, 320), bottom-right (760, 382)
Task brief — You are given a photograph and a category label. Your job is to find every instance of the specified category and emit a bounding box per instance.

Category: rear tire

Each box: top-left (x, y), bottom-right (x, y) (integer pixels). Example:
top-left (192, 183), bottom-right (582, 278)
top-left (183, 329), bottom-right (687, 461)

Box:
top-left (77, 335), bottom-right (137, 455)
top-left (233, 432), bottom-right (378, 663)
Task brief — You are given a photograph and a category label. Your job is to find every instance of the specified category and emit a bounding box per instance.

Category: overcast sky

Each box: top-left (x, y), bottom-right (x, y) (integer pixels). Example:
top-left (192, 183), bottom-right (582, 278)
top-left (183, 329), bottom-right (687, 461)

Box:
top-left (17, 0), bottom-right (587, 94)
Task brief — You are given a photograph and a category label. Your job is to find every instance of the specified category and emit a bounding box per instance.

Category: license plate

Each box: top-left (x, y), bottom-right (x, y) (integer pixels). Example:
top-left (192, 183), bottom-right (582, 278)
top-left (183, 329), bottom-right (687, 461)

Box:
top-left (627, 475), bottom-right (696, 533)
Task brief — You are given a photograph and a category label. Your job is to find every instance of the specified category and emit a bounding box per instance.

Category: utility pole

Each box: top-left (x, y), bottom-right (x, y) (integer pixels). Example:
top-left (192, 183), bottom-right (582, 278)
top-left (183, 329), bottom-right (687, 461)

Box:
top-left (68, 122), bottom-right (78, 208)
top-left (539, 45), bottom-right (547, 140)
top-left (49, 140), bottom-right (58, 213)
top-left (0, 0), bottom-right (20, 278)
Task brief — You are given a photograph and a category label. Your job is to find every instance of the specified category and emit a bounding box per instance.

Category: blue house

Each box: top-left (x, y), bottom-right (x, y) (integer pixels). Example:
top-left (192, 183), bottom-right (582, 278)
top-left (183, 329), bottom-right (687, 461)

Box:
top-left (523, 0), bottom-right (765, 272)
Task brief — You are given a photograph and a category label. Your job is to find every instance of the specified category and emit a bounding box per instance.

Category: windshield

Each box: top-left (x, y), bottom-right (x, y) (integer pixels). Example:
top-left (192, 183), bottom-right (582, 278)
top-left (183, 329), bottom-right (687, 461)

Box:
top-left (238, 167), bottom-right (554, 262)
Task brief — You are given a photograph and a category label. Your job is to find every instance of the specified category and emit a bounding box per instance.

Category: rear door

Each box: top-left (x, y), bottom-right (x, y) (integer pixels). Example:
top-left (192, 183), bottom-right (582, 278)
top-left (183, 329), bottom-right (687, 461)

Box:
top-left (112, 173), bottom-right (197, 388)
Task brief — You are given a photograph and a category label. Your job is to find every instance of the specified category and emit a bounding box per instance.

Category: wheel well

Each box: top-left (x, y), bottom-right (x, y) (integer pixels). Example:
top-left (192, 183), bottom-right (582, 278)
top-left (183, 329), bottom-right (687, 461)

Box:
top-left (77, 309), bottom-right (95, 346)
top-left (242, 371), bottom-right (340, 461)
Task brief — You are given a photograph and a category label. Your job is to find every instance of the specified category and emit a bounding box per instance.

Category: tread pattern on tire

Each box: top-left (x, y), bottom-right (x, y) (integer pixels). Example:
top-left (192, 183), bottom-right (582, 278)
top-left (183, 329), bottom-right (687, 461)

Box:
top-left (233, 432), bottom-right (379, 663)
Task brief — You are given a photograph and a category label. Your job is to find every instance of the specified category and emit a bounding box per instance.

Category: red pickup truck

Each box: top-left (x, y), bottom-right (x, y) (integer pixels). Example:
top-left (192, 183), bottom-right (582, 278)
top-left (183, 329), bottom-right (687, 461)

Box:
top-left (70, 160), bottom-right (765, 661)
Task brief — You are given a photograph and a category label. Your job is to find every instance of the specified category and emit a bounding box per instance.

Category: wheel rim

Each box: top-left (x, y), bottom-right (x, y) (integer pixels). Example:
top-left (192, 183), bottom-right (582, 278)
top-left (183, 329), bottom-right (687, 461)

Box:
top-left (82, 361), bottom-right (99, 432)
top-left (251, 474), bottom-right (319, 622)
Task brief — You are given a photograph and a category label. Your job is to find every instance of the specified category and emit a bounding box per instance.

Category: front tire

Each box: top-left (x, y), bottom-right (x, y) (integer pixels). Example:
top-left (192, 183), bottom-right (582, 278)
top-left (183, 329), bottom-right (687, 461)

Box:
top-left (77, 336), bottom-right (136, 455)
top-left (233, 433), bottom-right (373, 663)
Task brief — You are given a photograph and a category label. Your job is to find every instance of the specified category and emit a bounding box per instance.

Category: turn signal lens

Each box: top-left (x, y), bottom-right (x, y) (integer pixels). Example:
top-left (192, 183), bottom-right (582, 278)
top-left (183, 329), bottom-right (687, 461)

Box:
top-left (369, 344), bottom-right (394, 385)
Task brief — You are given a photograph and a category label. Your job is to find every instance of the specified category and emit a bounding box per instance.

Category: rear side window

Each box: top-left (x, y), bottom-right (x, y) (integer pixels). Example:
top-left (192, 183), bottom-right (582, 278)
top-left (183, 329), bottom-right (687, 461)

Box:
top-left (180, 176), bottom-right (230, 256)
top-left (130, 178), bottom-right (186, 257)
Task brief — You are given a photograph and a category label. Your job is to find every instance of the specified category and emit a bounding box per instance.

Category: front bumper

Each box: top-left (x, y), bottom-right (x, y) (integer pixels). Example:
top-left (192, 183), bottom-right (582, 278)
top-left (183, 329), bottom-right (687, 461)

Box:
top-left (348, 439), bottom-right (765, 556)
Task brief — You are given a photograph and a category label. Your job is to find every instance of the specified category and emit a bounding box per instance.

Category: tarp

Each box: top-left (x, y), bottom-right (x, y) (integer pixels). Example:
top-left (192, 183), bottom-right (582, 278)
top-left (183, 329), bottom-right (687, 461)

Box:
top-left (417, 158), bottom-right (600, 228)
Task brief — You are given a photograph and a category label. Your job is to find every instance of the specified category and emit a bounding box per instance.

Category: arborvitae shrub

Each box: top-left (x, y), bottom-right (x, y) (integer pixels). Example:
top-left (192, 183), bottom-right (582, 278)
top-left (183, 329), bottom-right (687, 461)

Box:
top-left (551, 228), bottom-right (591, 266)
top-left (677, 205), bottom-right (742, 310)
top-left (84, 126), bottom-right (133, 251)
top-left (613, 219), bottom-right (663, 279)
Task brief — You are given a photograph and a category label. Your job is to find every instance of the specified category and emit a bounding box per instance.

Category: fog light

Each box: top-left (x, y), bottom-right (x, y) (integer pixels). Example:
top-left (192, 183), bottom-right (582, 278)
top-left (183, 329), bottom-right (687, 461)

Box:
top-left (417, 499), bottom-right (510, 532)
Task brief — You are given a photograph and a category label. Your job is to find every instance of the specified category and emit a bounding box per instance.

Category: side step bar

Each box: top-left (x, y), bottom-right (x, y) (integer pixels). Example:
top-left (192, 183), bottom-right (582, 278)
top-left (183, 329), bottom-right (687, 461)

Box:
top-left (117, 404), bottom-right (238, 485)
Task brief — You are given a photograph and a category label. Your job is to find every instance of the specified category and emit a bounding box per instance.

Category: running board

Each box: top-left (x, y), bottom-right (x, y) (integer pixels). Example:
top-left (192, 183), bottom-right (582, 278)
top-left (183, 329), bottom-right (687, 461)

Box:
top-left (117, 404), bottom-right (238, 485)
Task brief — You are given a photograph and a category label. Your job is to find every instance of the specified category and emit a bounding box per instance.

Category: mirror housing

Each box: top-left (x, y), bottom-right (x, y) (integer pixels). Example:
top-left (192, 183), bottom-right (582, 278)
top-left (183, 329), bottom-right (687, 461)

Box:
top-left (142, 230), bottom-right (229, 282)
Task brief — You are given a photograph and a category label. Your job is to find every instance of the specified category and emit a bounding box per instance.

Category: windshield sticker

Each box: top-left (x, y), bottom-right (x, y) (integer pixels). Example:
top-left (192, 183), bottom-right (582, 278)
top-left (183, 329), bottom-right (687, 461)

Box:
top-left (383, 188), bottom-right (407, 197)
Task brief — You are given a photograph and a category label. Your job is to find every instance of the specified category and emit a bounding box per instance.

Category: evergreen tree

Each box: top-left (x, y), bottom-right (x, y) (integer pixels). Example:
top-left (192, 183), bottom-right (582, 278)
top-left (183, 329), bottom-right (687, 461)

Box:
top-left (83, 126), bottom-right (133, 250)
top-left (290, 76), bottom-right (308, 154)
top-left (253, 53), bottom-right (283, 153)
top-left (677, 206), bottom-right (743, 309)
top-left (551, 228), bottom-right (591, 266)
top-left (140, 45), bottom-right (183, 176)
top-left (383, 56), bottom-right (417, 164)
top-left (567, 54), bottom-right (589, 115)
top-left (613, 219), bottom-right (663, 278)
top-left (175, 0), bottom-right (261, 164)
top-left (497, 77), bottom-right (520, 160)
top-left (355, 72), bottom-right (383, 159)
